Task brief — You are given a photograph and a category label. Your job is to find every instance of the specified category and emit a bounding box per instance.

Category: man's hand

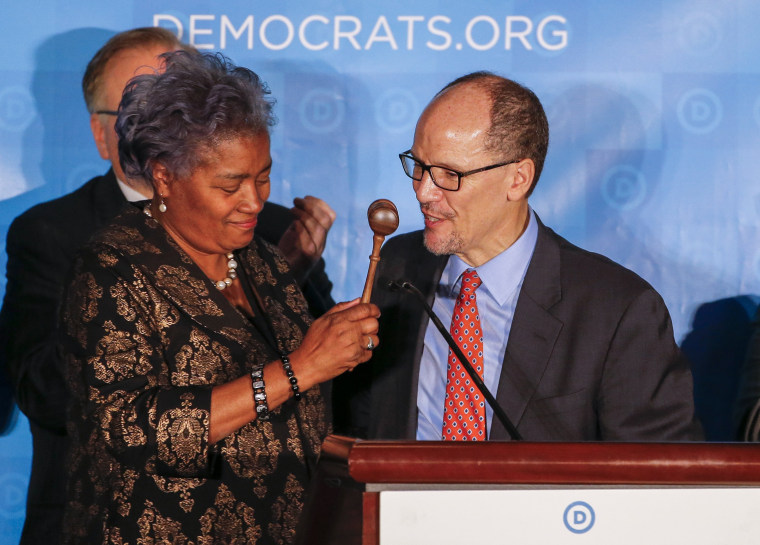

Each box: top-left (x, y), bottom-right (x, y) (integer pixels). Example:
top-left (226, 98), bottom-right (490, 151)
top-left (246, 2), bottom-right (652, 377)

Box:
top-left (278, 196), bottom-right (336, 283)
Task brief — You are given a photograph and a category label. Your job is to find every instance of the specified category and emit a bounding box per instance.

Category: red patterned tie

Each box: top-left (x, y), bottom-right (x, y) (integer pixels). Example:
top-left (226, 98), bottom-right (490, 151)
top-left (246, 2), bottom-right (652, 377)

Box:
top-left (442, 269), bottom-right (486, 440)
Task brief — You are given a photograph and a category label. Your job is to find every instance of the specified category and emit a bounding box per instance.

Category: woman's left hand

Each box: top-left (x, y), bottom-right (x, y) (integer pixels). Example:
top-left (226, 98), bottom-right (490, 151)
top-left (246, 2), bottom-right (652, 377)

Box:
top-left (287, 298), bottom-right (379, 387)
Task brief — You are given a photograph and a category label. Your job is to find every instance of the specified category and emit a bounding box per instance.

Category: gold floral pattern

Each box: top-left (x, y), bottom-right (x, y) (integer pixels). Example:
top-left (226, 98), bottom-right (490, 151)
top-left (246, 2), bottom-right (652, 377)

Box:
top-left (97, 392), bottom-right (147, 448)
top-left (223, 420), bottom-right (283, 487)
top-left (63, 270), bottom-right (103, 348)
top-left (198, 484), bottom-right (261, 545)
top-left (267, 474), bottom-right (305, 544)
top-left (249, 242), bottom-right (279, 288)
top-left (155, 264), bottom-right (224, 317)
top-left (106, 225), bottom-right (161, 255)
top-left (114, 469), bottom-right (139, 517)
top-left (137, 500), bottom-right (187, 544)
top-left (157, 392), bottom-right (210, 475)
top-left (173, 328), bottom-right (237, 386)
top-left (151, 474), bottom-right (205, 513)
top-left (91, 320), bottom-right (151, 384)
top-left (272, 249), bottom-right (290, 275)
top-left (61, 205), bottom-right (327, 545)
top-left (110, 281), bottom-right (137, 322)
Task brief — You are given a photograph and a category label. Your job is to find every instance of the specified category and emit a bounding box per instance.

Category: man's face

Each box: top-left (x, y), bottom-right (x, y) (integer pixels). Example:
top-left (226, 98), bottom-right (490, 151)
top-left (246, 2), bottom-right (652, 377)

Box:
top-left (89, 44), bottom-right (171, 191)
top-left (411, 85), bottom-right (525, 267)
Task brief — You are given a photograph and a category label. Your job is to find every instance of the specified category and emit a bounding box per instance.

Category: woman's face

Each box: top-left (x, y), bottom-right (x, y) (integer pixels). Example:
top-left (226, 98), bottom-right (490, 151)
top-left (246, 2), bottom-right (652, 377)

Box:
top-left (156, 132), bottom-right (272, 258)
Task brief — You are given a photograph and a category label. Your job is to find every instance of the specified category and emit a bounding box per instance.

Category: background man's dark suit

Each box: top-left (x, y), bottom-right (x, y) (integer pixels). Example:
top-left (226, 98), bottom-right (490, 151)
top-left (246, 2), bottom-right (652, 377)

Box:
top-left (0, 168), bottom-right (335, 544)
top-left (339, 216), bottom-right (702, 441)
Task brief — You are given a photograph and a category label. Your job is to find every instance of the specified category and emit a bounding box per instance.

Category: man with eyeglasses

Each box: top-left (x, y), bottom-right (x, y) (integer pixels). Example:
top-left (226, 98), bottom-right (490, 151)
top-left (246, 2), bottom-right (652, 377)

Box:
top-left (336, 71), bottom-right (702, 442)
top-left (0, 27), bottom-right (336, 544)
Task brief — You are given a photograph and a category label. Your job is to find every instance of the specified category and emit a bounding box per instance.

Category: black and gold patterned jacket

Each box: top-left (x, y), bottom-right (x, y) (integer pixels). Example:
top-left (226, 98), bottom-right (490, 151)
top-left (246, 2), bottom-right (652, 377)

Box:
top-left (59, 204), bottom-right (329, 545)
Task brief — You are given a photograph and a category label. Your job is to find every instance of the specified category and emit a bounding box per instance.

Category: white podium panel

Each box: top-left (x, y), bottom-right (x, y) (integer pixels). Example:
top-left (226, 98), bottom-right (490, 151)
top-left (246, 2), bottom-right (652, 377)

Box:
top-left (379, 488), bottom-right (760, 544)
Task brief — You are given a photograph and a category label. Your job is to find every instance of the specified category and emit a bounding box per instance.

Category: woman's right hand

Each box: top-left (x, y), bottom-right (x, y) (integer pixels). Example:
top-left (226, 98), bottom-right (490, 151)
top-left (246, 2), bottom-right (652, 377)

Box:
top-left (289, 299), bottom-right (380, 389)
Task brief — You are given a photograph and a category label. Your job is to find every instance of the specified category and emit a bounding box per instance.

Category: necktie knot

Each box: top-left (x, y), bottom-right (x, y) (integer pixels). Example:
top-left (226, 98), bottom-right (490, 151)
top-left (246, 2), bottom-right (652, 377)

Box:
top-left (461, 269), bottom-right (482, 293)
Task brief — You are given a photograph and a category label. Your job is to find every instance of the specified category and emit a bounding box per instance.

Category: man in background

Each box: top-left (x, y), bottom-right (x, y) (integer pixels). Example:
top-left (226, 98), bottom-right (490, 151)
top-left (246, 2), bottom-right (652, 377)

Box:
top-left (0, 27), bottom-right (335, 544)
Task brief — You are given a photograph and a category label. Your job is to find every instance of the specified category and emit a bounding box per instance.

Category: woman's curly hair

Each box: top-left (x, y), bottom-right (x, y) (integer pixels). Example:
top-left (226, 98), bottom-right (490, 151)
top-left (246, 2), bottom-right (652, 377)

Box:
top-left (116, 51), bottom-right (276, 184)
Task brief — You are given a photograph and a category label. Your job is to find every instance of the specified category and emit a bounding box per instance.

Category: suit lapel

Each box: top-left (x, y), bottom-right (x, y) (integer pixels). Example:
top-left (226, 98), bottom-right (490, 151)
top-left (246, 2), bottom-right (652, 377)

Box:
top-left (491, 218), bottom-right (563, 440)
top-left (94, 169), bottom-right (131, 227)
top-left (369, 232), bottom-right (447, 439)
top-left (404, 247), bottom-right (447, 438)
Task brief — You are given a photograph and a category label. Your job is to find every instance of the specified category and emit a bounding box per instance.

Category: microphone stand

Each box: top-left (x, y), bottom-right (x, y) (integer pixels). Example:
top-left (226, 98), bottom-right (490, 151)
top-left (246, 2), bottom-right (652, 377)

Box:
top-left (389, 279), bottom-right (523, 441)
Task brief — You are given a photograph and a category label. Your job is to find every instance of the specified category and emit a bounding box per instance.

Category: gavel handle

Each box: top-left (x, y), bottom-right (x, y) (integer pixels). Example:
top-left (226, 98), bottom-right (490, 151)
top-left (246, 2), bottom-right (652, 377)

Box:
top-left (361, 234), bottom-right (385, 303)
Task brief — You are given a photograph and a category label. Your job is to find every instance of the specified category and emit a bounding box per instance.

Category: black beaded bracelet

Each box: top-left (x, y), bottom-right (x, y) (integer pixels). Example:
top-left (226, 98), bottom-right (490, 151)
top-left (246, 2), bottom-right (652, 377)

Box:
top-left (281, 354), bottom-right (301, 401)
top-left (250, 368), bottom-right (270, 421)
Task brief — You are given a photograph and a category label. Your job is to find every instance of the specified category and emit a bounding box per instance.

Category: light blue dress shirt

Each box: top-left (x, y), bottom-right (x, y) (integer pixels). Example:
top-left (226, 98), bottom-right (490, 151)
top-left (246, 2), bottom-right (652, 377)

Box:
top-left (416, 209), bottom-right (538, 440)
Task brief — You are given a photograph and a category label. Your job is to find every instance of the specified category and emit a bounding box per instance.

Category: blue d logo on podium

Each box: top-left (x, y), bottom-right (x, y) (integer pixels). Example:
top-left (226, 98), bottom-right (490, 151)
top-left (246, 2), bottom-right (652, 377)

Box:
top-left (563, 501), bottom-right (595, 534)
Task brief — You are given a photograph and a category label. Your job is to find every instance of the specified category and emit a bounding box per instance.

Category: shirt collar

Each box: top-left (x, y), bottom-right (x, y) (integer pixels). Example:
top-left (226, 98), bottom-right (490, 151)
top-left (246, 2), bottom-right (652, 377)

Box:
top-left (116, 176), bottom-right (151, 203)
top-left (440, 208), bottom-right (538, 306)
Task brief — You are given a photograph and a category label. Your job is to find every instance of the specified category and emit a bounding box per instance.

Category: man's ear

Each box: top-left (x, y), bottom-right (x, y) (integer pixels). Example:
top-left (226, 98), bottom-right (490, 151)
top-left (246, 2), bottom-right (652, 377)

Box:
top-left (507, 158), bottom-right (535, 201)
top-left (89, 114), bottom-right (110, 160)
top-left (151, 162), bottom-right (172, 198)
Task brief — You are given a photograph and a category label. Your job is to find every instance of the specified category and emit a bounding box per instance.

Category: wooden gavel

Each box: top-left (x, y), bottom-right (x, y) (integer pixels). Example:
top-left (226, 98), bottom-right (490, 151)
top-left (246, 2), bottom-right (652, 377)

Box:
top-left (360, 199), bottom-right (399, 303)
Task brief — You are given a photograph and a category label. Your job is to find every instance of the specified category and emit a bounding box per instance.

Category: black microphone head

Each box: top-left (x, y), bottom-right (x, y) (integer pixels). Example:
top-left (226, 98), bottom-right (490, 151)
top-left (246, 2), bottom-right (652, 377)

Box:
top-left (388, 279), bottom-right (416, 293)
top-left (386, 279), bottom-right (405, 292)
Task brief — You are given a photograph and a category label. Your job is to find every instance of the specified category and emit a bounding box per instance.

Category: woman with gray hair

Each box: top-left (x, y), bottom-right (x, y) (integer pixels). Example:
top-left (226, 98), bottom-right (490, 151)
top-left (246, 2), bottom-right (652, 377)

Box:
top-left (59, 51), bottom-right (378, 544)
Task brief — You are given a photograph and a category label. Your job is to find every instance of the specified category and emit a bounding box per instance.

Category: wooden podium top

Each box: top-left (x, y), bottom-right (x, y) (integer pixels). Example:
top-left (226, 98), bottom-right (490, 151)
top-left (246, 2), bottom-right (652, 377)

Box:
top-left (298, 436), bottom-right (760, 545)
top-left (322, 435), bottom-right (760, 486)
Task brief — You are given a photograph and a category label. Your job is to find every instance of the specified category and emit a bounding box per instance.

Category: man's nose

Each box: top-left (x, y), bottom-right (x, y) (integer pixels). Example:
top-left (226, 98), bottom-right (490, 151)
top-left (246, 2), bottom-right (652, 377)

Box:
top-left (414, 171), bottom-right (441, 203)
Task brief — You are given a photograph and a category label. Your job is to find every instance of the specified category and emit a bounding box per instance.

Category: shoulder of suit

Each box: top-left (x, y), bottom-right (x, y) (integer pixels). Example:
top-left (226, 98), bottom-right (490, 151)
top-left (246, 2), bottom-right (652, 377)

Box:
top-left (84, 204), bottom-right (155, 253)
top-left (254, 201), bottom-right (294, 246)
top-left (10, 172), bottom-right (116, 231)
top-left (260, 201), bottom-right (289, 216)
top-left (540, 223), bottom-right (655, 293)
top-left (382, 229), bottom-right (424, 252)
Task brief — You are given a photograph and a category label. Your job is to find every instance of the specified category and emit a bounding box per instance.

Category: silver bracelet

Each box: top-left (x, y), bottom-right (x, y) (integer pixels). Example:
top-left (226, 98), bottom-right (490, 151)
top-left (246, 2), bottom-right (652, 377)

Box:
top-left (250, 368), bottom-right (269, 421)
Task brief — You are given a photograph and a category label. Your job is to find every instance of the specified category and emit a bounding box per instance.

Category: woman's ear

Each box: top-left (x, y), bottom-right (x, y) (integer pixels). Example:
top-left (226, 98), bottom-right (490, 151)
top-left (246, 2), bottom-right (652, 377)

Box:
top-left (507, 158), bottom-right (535, 202)
top-left (151, 162), bottom-right (172, 198)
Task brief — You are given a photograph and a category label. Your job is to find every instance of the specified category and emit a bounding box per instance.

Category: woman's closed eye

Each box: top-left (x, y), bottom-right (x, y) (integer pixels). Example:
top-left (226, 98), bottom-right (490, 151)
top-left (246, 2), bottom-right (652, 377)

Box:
top-left (217, 183), bottom-right (242, 194)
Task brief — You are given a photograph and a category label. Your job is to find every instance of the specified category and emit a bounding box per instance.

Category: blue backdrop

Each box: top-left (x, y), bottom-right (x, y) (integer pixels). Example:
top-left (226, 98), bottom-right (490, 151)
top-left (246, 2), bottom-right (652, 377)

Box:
top-left (1, 1), bottom-right (759, 542)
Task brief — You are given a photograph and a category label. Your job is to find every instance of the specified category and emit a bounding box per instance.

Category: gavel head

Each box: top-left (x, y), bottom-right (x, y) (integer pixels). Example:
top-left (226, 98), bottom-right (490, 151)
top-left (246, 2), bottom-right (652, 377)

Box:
top-left (367, 199), bottom-right (399, 237)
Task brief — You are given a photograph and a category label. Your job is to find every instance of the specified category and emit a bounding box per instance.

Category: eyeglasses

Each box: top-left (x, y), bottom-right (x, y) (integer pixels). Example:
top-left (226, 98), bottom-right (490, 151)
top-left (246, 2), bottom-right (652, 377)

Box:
top-left (94, 110), bottom-right (118, 116)
top-left (399, 150), bottom-right (519, 191)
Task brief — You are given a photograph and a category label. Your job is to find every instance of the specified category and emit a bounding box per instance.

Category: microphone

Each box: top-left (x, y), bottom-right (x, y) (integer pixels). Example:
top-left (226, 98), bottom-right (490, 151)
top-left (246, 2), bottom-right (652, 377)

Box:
top-left (387, 279), bottom-right (523, 441)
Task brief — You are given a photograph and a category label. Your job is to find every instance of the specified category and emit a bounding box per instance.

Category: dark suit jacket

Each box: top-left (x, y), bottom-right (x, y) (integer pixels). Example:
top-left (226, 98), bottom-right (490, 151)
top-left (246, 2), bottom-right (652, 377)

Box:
top-left (735, 306), bottom-right (760, 440)
top-left (257, 200), bottom-right (336, 318)
top-left (0, 170), bottom-right (125, 545)
top-left (338, 217), bottom-right (702, 441)
top-left (0, 169), bottom-right (334, 544)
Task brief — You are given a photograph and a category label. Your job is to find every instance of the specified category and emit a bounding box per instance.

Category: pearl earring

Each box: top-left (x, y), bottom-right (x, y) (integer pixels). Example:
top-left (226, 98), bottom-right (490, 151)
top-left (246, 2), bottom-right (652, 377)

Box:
top-left (158, 194), bottom-right (167, 213)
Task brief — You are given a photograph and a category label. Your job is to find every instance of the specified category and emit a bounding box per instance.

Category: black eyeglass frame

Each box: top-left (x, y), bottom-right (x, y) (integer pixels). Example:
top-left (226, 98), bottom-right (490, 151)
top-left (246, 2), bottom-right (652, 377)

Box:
top-left (399, 150), bottom-right (520, 191)
top-left (94, 110), bottom-right (119, 116)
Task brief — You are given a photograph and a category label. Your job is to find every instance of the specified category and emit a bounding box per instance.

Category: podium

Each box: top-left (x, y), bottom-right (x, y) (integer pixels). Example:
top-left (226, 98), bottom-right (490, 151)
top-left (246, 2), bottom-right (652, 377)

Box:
top-left (297, 435), bottom-right (760, 545)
